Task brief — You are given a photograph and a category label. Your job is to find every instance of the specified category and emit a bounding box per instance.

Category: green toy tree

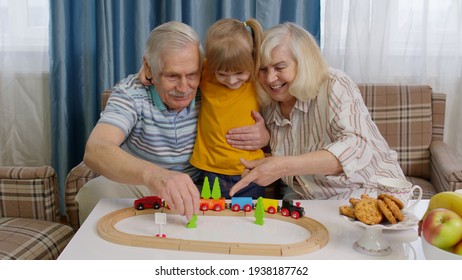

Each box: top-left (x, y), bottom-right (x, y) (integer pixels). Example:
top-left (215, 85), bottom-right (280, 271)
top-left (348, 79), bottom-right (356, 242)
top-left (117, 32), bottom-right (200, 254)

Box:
top-left (254, 197), bottom-right (265, 225)
top-left (201, 177), bottom-right (211, 199)
top-left (186, 214), bottom-right (198, 228)
top-left (211, 177), bottom-right (222, 199)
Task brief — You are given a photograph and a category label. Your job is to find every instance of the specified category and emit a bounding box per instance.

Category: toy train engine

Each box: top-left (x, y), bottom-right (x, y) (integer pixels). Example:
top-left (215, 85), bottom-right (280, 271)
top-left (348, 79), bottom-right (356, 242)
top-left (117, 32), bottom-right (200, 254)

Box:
top-left (230, 197), bottom-right (253, 212)
top-left (134, 196), bottom-right (163, 210)
top-left (280, 200), bottom-right (305, 219)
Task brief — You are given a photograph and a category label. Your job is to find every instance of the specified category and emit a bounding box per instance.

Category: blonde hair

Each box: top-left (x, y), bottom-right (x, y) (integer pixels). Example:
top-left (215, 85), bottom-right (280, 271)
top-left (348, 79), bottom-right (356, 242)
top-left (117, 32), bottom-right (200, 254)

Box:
top-left (257, 22), bottom-right (329, 106)
top-left (144, 21), bottom-right (204, 81)
top-left (205, 18), bottom-right (262, 81)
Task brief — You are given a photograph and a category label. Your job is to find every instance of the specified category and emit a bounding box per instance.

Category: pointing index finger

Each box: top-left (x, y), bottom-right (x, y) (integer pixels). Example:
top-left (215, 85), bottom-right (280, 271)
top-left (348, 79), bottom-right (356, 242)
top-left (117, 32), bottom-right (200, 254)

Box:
top-left (229, 171), bottom-right (257, 197)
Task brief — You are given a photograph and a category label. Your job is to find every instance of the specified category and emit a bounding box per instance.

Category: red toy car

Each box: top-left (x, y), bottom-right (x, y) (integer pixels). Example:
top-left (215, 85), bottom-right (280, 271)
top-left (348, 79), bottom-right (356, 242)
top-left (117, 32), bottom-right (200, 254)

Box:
top-left (134, 196), bottom-right (163, 210)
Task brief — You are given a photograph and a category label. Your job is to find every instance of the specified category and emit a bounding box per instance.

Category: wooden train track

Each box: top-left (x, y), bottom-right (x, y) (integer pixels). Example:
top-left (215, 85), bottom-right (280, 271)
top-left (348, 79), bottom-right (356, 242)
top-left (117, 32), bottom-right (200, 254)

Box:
top-left (97, 207), bottom-right (329, 256)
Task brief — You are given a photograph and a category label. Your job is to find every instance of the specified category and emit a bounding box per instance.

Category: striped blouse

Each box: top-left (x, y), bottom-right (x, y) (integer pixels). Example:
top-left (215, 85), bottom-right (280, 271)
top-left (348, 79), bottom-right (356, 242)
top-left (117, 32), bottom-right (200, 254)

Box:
top-left (262, 68), bottom-right (405, 199)
top-left (98, 74), bottom-right (201, 181)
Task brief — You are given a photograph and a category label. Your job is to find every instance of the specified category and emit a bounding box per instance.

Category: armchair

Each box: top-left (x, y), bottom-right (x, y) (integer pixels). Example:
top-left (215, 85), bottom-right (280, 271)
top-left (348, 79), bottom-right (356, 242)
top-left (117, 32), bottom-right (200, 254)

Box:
top-left (0, 166), bottom-right (74, 259)
top-left (65, 90), bottom-right (110, 231)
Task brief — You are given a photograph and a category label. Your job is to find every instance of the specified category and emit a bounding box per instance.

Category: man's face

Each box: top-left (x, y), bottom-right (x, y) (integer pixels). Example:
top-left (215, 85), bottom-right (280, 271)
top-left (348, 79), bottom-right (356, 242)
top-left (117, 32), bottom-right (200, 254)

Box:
top-left (153, 44), bottom-right (201, 112)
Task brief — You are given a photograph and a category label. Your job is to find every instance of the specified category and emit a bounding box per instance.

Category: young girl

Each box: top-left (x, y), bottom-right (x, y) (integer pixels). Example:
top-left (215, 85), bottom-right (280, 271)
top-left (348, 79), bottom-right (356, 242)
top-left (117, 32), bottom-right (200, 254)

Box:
top-left (189, 18), bottom-right (265, 199)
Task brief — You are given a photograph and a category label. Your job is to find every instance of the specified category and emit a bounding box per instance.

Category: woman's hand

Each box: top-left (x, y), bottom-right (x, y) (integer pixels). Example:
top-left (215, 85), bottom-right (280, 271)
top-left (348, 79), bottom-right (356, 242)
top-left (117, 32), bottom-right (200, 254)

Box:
top-left (229, 150), bottom-right (344, 197)
top-left (229, 157), bottom-right (283, 196)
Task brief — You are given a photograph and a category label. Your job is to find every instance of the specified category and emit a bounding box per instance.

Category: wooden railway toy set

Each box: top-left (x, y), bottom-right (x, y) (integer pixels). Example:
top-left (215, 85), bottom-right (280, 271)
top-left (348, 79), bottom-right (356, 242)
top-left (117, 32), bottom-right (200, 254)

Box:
top-left (97, 177), bottom-right (329, 256)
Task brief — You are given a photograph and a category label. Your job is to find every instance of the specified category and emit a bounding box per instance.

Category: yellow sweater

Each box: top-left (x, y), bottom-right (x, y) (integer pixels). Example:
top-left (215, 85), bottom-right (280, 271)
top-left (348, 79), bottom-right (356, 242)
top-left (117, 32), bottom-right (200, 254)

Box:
top-left (190, 65), bottom-right (264, 175)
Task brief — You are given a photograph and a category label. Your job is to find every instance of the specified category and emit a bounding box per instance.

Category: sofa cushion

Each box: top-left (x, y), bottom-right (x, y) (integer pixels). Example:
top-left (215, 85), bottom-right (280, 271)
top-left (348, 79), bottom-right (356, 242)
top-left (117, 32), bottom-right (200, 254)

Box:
top-left (358, 85), bottom-right (433, 180)
top-left (0, 217), bottom-right (74, 260)
top-left (0, 166), bottom-right (60, 222)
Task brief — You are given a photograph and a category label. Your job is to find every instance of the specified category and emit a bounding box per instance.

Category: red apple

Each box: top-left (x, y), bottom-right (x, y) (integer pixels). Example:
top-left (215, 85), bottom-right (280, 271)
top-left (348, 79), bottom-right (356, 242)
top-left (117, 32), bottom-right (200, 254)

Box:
top-left (422, 208), bottom-right (462, 249)
top-left (454, 239), bottom-right (462, 255)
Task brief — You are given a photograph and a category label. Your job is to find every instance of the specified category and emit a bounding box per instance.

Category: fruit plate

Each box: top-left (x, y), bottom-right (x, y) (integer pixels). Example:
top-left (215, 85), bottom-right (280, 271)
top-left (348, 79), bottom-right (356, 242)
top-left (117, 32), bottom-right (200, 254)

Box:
top-left (342, 211), bottom-right (419, 231)
top-left (421, 237), bottom-right (462, 260)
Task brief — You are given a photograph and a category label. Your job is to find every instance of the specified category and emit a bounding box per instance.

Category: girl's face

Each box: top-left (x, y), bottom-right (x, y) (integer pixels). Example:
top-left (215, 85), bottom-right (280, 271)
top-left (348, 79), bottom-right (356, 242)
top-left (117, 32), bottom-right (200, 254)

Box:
top-left (258, 44), bottom-right (297, 103)
top-left (215, 71), bottom-right (250, 89)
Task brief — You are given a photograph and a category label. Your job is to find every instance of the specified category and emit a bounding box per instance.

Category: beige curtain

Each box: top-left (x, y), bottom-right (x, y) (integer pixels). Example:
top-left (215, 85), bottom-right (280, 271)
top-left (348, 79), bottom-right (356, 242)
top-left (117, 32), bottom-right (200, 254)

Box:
top-left (0, 0), bottom-right (50, 166)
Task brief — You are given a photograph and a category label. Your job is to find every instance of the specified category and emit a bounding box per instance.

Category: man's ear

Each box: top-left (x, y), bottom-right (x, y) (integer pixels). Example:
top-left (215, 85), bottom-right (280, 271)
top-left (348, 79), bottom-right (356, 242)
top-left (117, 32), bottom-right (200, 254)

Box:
top-left (143, 57), bottom-right (153, 81)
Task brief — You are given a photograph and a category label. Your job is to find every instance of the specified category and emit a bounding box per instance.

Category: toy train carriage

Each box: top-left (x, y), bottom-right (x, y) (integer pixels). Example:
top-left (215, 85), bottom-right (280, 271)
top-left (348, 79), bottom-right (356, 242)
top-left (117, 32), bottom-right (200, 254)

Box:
top-left (199, 197), bottom-right (226, 211)
top-left (230, 197), bottom-right (279, 213)
top-left (230, 197), bottom-right (253, 212)
top-left (134, 196), bottom-right (163, 210)
top-left (260, 198), bottom-right (279, 214)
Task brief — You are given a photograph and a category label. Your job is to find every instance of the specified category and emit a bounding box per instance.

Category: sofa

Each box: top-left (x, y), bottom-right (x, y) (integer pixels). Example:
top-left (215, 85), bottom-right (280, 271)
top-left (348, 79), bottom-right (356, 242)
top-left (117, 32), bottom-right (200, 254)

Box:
top-left (0, 166), bottom-right (74, 260)
top-left (64, 84), bottom-right (462, 231)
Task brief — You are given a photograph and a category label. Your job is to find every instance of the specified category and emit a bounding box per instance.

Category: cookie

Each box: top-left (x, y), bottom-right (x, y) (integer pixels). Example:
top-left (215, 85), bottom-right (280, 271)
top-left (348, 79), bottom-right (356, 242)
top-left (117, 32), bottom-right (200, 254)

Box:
top-left (383, 197), bottom-right (404, 221)
top-left (353, 197), bottom-right (383, 225)
top-left (339, 205), bottom-right (356, 219)
top-left (378, 193), bottom-right (404, 209)
top-left (377, 199), bottom-right (397, 224)
top-left (360, 194), bottom-right (372, 200)
top-left (349, 197), bottom-right (360, 206)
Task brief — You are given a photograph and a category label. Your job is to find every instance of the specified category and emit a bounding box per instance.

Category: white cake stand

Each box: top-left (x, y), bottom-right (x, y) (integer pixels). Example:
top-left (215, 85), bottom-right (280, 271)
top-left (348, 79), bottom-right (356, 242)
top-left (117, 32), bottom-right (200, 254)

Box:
top-left (353, 225), bottom-right (391, 256)
top-left (343, 212), bottom-right (419, 256)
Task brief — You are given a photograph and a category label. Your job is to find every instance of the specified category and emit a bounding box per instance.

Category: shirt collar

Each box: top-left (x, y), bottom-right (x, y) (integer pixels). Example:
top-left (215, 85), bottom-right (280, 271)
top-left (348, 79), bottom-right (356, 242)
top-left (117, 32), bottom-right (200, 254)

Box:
top-left (294, 98), bottom-right (310, 113)
top-left (265, 98), bottom-right (311, 126)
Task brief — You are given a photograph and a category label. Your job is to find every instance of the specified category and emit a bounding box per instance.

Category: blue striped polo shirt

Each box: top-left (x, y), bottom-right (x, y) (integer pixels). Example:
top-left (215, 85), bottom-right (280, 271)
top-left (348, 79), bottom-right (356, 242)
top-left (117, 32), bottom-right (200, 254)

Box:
top-left (98, 74), bottom-right (201, 181)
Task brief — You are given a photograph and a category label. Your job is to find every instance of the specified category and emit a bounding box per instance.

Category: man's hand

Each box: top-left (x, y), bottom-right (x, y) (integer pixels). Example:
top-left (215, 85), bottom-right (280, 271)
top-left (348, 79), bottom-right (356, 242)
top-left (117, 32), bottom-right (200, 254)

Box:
top-left (144, 170), bottom-right (200, 221)
top-left (226, 111), bottom-right (269, 150)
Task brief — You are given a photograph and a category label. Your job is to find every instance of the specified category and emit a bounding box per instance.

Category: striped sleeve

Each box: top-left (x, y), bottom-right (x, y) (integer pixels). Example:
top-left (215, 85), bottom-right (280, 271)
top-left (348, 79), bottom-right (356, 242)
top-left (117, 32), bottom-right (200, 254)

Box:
top-left (98, 77), bottom-right (141, 136)
top-left (323, 73), bottom-right (375, 177)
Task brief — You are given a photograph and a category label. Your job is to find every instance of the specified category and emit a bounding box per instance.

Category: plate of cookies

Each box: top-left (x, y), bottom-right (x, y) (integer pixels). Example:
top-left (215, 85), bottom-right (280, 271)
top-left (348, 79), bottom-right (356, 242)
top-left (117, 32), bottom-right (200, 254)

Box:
top-left (339, 193), bottom-right (419, 231)
top-left (339, 194), bottom-right (419, 255)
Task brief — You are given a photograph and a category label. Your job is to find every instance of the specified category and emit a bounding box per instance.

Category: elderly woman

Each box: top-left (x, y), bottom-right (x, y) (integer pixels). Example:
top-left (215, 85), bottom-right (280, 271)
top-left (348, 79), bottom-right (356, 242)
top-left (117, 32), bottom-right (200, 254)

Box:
top-left (229, 22), bottom-right (405, 200)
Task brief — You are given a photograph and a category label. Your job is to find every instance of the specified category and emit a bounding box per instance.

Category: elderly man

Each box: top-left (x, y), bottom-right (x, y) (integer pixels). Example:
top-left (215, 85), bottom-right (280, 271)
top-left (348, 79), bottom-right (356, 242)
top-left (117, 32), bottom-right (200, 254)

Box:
top-left (76, 21), bottom-right (268, 224)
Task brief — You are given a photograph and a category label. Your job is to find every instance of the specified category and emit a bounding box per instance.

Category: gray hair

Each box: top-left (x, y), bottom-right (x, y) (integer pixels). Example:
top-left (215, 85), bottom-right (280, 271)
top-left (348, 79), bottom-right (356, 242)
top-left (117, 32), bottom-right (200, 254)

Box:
top-left (144, 21), bottom-right (204, 81)
top-left (257, 22), bottom-right (329, 106)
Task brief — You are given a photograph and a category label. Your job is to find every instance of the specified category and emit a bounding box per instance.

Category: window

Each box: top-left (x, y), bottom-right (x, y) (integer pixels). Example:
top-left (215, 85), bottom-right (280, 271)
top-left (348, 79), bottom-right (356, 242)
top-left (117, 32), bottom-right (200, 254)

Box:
top-left (0, 0), bottom-right (49, 52)
top-left (0, 0), bottom-right (49, 72)
top-left (0, 0), bottom-right (51, 167)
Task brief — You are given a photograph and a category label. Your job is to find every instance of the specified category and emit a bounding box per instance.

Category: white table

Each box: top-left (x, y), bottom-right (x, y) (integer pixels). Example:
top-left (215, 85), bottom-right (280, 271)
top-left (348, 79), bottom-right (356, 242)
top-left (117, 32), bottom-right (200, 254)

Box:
top-left (58, 198), bottom-right (428, 260)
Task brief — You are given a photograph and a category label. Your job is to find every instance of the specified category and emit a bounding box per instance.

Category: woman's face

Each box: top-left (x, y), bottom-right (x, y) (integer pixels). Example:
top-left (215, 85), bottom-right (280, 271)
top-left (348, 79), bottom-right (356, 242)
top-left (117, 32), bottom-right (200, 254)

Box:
top-left (258, 44), bottom-right (298, 103)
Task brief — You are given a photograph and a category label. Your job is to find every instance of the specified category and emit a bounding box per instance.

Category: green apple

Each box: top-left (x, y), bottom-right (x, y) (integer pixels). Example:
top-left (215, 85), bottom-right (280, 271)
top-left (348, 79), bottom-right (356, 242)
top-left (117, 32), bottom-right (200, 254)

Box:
top-left (422, 208), bottom-right (462, 249)
top-left (453, 239), bottom-right (462, 255)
